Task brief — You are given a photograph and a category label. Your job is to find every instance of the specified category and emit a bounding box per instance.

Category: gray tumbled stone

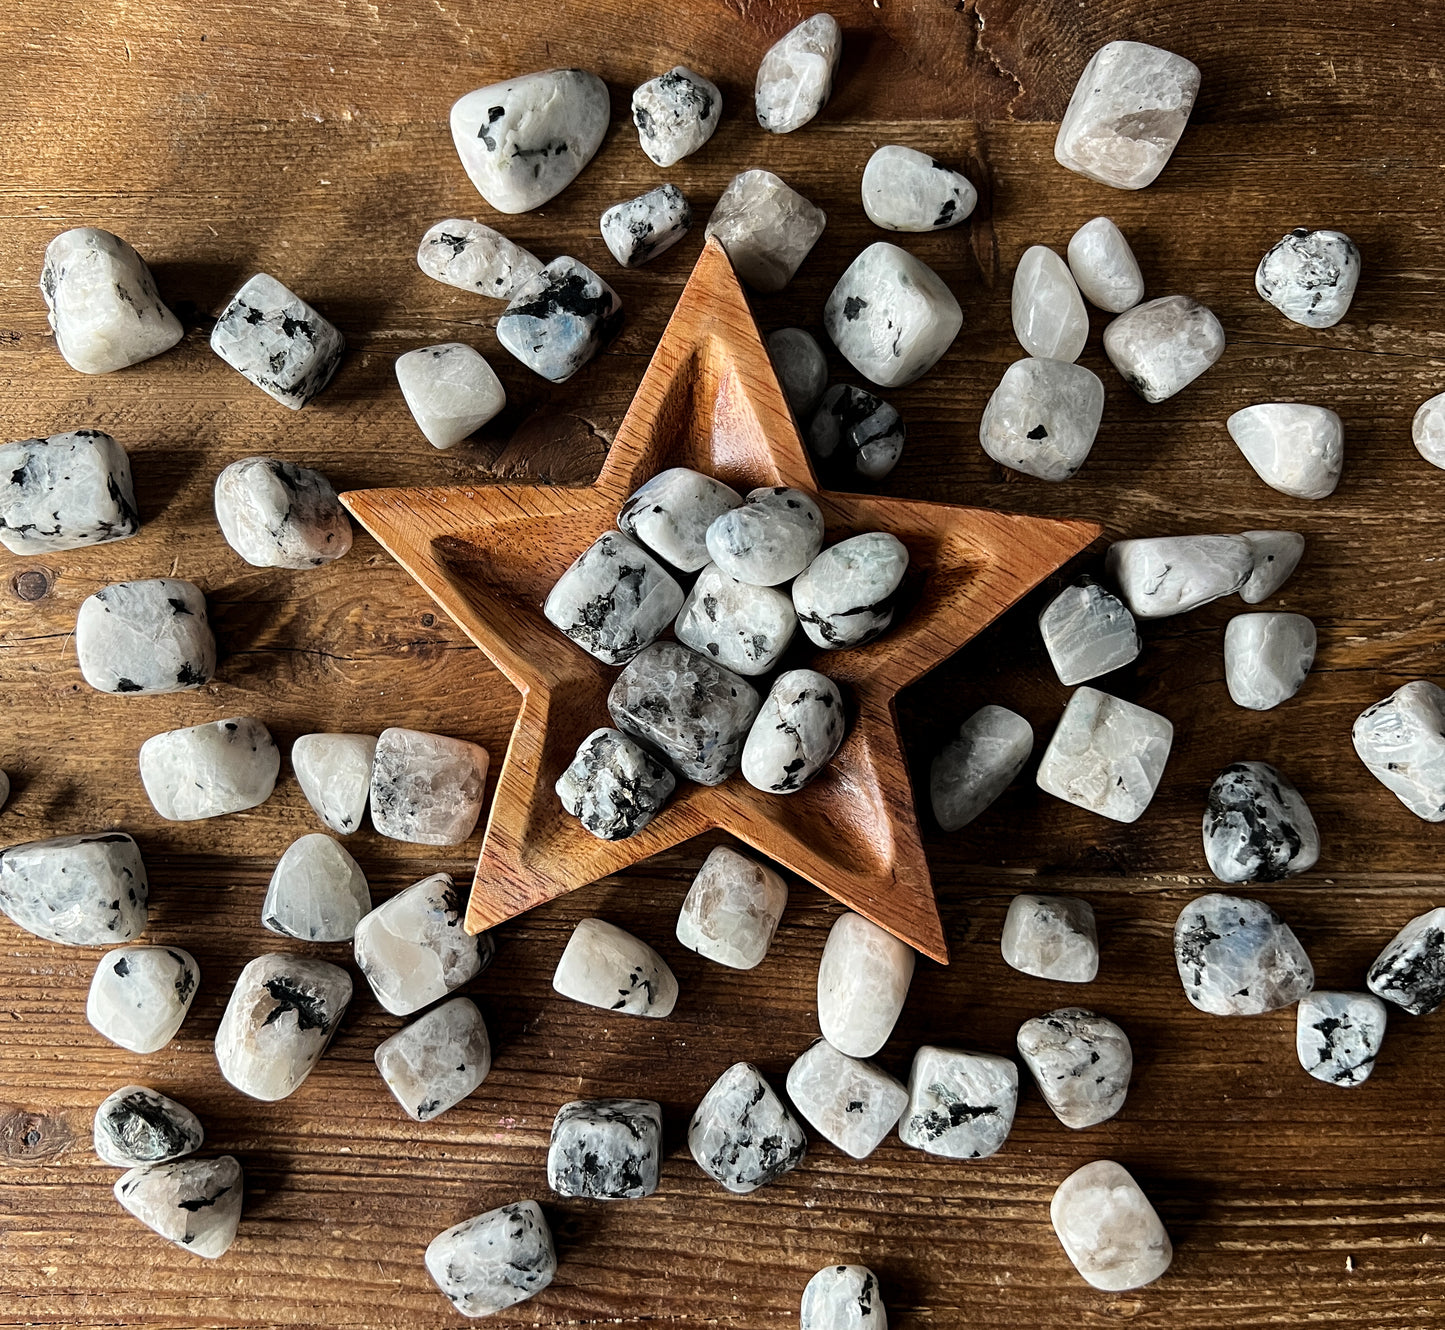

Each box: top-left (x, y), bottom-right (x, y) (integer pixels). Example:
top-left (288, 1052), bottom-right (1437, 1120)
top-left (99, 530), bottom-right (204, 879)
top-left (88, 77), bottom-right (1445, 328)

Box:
top-left (1067, 217), bottom-right (1144, 313)
top-left (897, 1044), bottom-right (1018, 1160)
top-left (1296, 991), bottom-right (1386, 1085)
top-left (545, 530), bottom-right (684, 665)
top-left (632, 66), bottom-right (721, 168)
top-left (1203, 762), bottom-right (1319, 884)
top-left (1107, 534), bottom-right (1253, 618)
top-left (1173, 892), bottom-right (1314, 1016)
top-left (793, 532), bottom-right (908, 649)
top-left (801, 1265), bottom-right (887, 1330)
top-left (601, 184), bottom-right (692, 268)
top-left (786, 1038), bottom-right (907, 1160)
top-left (375, 996), bottom-right (491, 1122)
top-left (291, 733), bottom-right (377, 836)
top-left (808, 384), bottom-right (906, 481)
top-left (496, 256), bottom-right (623, 383)
top-left (210, 273), bottom-right (344, 409)
top-left (556, 727), bottom-right (676, 841)
top-left (705, 486), bottom-right (824, 587)
top-left (1239, 530), bottom-right (1306, 604)
top-left (115, 1155), bottom-right (243, 1260)
top-left (262, 833), bottom-right (371, 942)
top-left (1000, 894), bottom-right (1099, 982)
top-left (1224, 613), bottom-right (1316, 711)
top-left (1352, 682), bottom-right (1445, 821)
top-left (674, 562), bottom-right (797, 677)
top-left (370, 728), bottom-right (488, 847)
top-left (1036, 687), bottom-right (1173, 824)
top-left (396, 343), bottom-right (506, 450)
top-left (87, 945), bottom-right (198, 1054)
top-left (76, 579), bottom-right (215, 695)
top-left (94, 1086), bottom-right (203, 1167)
top-left (676, 845), bottom-right (789, 970)
top-left (139, 718), bottom-right (280, 822)
top-left (705, 170), bottom-right (826, 293)
top-left (768, 327), bottom-right (829, 418)
top-left (930, 705), bottom-right (1034, 832)
top-left (688, 1061), bottom-right (807, 1193)
top-left (1103, 295), bottom-right (1225, 403)
top-left (0, 429), bottom-right (140, 555)
top-left (862, 144), bottom-right (976, 232)
top-left (1256, 228), bottom-right (1360, 329)
top-left (1040, 579), bottom-right (1140, 686)
top-left (547, 1098), bottom-right (663, 1200)
top-left (980, 356), bottom-right (1105, 481)
top-left (0, 831), bottom-right (148, 946)
top-left (213, 457), bottom-right (352, 569)
top-left (552, 917), bottom-right (678, 1019)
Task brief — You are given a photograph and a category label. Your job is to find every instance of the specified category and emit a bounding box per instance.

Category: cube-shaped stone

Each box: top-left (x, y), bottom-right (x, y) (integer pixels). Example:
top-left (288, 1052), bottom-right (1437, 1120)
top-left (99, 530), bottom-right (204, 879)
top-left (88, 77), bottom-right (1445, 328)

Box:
top-left (557, 727), bottom-right (676, 841)
top-left (0, 430), bottom-right (140, 554)
top-left (1296, 991), bottom-right (1387, 1086)
top-left (601, 184), bottom-right (692, 268)
top-left (807, 384), bottom-right (906, 481)
top-left (140, 717), bottom-right (280, 821)
top-left (754, 13), bottom-right (842, 134)
top-left (688, 1061), bottom-right (807, 1193)
top-left (676, 845), bottom-right (788, 970)
top-left (1036, 687), bottom-right (1173, 823)
top-left (1011, 245), bottom-right (1088, 363)
top-left (898, 1045), bottom-right (1018, 1159)
top-left (825, 242), bottom-right (963, 388)
top-left (93, 1086), bottom-right (204, 1167)
top-left (375, 996), bottom-right (492, 1121)
top-left (1107, 534), bottom-right (1254, 619)
top-left (1017, 1007), bottom-right (1132, 1129)
top-left (706, 486), bottom-right (824, 587)
top-left (1224, 613), bottom-right (1316, 711)
top-left (1051, 1160), bottom-right (1172, 1291)
top-left (214, 456), bottom-right (352, 569)
top-left (793, 532), bottom-right (909, 650)
top-left (705, 170), bottom-right (826, 293)
top-left (1067, 216), bottom-right (1144, 313)
top-left (930, 705), bottom-right (1034, 832)
top-left (76, 578), bottom-right (215, 695)
top-left (801, 1265), bottom-right (886, 1330)
top-left (547, 1098), bottom-right (663, 1200)
top-left (87, 945), bottom-right (199, 1054)
top-left (545, 530), bottom-right (685, 664)
top-left (617, 467), bottom-right (743, 573)
top-left (674, 563), bottom-right (797, 677)
top-left (115, 1156), bottom-right (244, 1261)
top-left (496, 256), bottom-right (623, 383)
top-left (1352, 682), bottom-right (1445, 821)
top-left (786, 1038), bottom-right (907, 1160)
top-left (1000, 893), bottom-right (1099, 982)
top-left (416, 218), bottom-right (542, 298)
top-left (817, 911), bottom-right (914, 1058)
top-left (210, 273), bottom-right (344, 409)
top-left (291, 732), bottom-right (377, 836)
top-left (1203, 761), bottom-right (1319, 884)
top-left (1040, 579), bottom-right (1140, 686)
top-left (980, 357), bottom-right (1104, 481)
top-left (1173, 892), bottom-right (1314, 1015)
top-left (395, 343), bottom-right (505, 450)
top-left (262, 833), bottom-right (371, 942)
top-left (741, 668), bottom-right (846, 794)
top-left (1256, 228), bottom-right (1360, 329)
top-left (0, 830), bottom-right (148, 946)
top-left (632, 66), bottom-right (721, 168)
top-left (552, 917), bottom-right (678, 1019)
top-left (1367, 908), bottom-right (1445, 1015)
top-left (369, 727), bottom-right (489, 846)
top-left (425, 1201), bottom-right (557, 1317)
top-left (1104, 295), bottom-right (1225, 403)
top-left (862, 143), bottom-right (976, 232)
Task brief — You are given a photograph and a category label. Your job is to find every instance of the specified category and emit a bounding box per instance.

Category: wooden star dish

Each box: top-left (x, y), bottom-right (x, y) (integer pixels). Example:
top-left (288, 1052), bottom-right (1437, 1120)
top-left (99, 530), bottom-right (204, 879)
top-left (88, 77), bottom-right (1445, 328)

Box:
top-left (342, 238), bottom-right (1100, 964)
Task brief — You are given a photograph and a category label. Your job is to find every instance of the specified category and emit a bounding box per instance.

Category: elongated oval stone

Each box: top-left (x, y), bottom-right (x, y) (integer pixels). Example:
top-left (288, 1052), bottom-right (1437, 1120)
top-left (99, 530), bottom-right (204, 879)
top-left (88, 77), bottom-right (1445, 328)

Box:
top-left (210, 273), bottom-right (344, 409)
top-left (262, 834), bottom-right (371, 942)
top-left (1296, 991), bottom-right (1386, 1085)
top-left (1256, 228), bottom-right (1360, 329)
top-left (793, 532), bottom-right (908, 649)
top-left (676, 846), bottom-right (788, 970)
top-left (755, 13), bottom-right (842, 134)
top-left (1224, 613), bottom-right (1316, 711)
top-left (396, 343), bottom-right (506, 450)
top-left (87, 945), bottom-right (199, 1054)
top-left (495, 255), bottom-right (624, 383)
top-left (556, 727), bottom-right (676, 840)
top-left (1106, 534), bottom-right (1253, 618)
top-left (706, 486), bottom-right (824, 586)
top-left (1173, 892), bottom-right (1314, 1015)
top-left (214, 457), bottom-right (352, 568)
top-left (552, 917), bottom-right (678, 1018)
top-left (139, 717), bottom-right (280, 821)
top-left (1051, 1161), bottom-right (1172, 1291)
top-left (674, 562), bottom-right (797, 677)
top-left (1367, 908), bottom-right (1445, 1015)
top-left (1103, 295), bottom-right (1225, 403)
top-left (1227, 403), bottom-right (1344, 500)
top-left (76, 579), bottom-right (215, 695)
top-left (930, 705), bottom-right (1034, 831)
top-left (897, 1045), bottom-right (1018, 1159)
top-left (862, 144), bottom-right (975, 232)
top-left (1239, 529), bottom-right (1305, 604)
top-left (426, 1201), bottom-right (556, 1317)
top-left (0, 430), bottom-right (140, 555)
top-left (617, 467), bottom-right (743, 573)
top-left (801, 1265), bottom-right (887, 1330)
top-left (688, 1061), bottom-right (806, 1193)
top-left (817, 911), bottom-right (914, 1058)
top-left (741, 668), bottom-right (845, 794)
top-left (1352, 681), bottom-right (1445, 821)
top-left (1203, 762), bottom-right (1319, 884)
top-left (416, 219), bottom-right (542, 299)
top-left (450, 69), bottom-right (609, 213)
top-left (369, 727), bottom-right (489, 846)
top-left (980, 356), bottom-right (1104, 481)
top-left (786, 1038), bottom-right (907, 1160)
top-left (1011, 246), bottom-right (1088, 362)
top-left (291, 732), bottom-right (377, 835)
top-left (375, 997), bottom-right (492, 1122)
top-left (545, 530), bottom-right (685, 664)
top-left (600, 184), bottom-right (692, 268)
top-left (0, 831), bottom-right (148, 946)
top-left (1017, 1008), bottom-right (1132, 1129)
top-left (94, 1086), bottom-right (204, 1167)
top-left (1067, 217), bottom-right (1144, 313)
top-left (632, 66), bottom-right (721, 168)
top-left (768, 326), bottom-right (829, 418)
top-left (115, 1156), bottom-right (243, 1260)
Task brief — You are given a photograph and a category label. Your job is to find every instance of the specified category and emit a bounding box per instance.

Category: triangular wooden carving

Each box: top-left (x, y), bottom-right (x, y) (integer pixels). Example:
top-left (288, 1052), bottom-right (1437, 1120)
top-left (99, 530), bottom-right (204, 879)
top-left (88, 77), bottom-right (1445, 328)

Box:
top-left (343, 238), bottom-right (1101, 964)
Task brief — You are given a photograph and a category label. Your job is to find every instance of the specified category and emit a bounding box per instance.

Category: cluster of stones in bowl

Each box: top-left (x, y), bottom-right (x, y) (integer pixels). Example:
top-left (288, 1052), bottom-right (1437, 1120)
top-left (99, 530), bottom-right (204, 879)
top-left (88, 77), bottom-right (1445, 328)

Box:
top-left (543, 466), bottom-right (912, 839)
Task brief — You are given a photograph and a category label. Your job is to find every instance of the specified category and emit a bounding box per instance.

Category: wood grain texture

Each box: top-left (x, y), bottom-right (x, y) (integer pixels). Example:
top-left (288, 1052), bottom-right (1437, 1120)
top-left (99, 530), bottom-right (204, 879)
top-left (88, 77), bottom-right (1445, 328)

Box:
top-left (3, 0), bottom-right (1445, 1326)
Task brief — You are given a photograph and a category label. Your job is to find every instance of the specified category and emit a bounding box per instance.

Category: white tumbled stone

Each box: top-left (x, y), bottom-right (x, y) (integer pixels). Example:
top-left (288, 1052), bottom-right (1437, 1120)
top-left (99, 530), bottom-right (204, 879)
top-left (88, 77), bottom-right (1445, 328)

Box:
top-left (262, 834), bottom-right (370, 942)
top-left (0, 831), bottom-right (148, 946)
top-left (674, 563), bottom-right (797, 677)
top-left (375, 996), bottom-right (491, 1122)
top-left (632, 66), bottom-right (721, 168)
top-left (755, 13), bottom-right (841, 134)
top-left (706, 486), bottom-right (824, 586)
top-left (768, 327), bottom-right (829, 418)
top-left (676, 846), bottom-right (788, 970)
top-left (930, 705), bottom-right (1034, 832)
top-left (793, 532), bottom-right (908, 649)
top-left (617, 467), bottom-right (743, 573)
top-left (115, 1156), bottom-right (243, 1260)
top-left (1412, 392), bottom-right (1445, 470)
top-left (426, 1201), bottom-right (556, 1318)
top-left (1104, 295), bottom-right (1225, 403)
top-left (1256, 228), bottom-right (1360, 329)
top-left (898, 1045), bottom-right (1018, 1160)
top-left (1017, 1008), bottom-right (1132, 1129)
top-left (1367, 908), bottom-right (1445, 1015)
top-left (1224, 613), bottom-right (1316, 711)
top-left (862, 144), bottom-right (975, 233)
top-left (548, 1098), bottom-right (662, 1200)
top-left (370, 727), bottom-right (488, 846)
top-left (1011, 246), bottom-right (1088, 363)
top-left (787, 1038), bottom-right (907, 1160)
top-left (1353, 682), bottom-right (1445, 821)
top-left (1106, 533), bottom-right (1253, 618)
top-left (450, 69), bottom-right (609, 213)
top-left (1067, 217), bottom-right (1144, 313)
top-left (94, 1086), bottom-right (204, 1167)
top-left (553, 917), bottom-right (678, 1019)
top-left (1203, 762), bottom-right (1319, 884)
top-left (0, 429), bottom-right (140, 555)
top-left (76, 579), bottom-right (215, 695)
top-left (139, 718), bottom-right (279, 822)
top-left (416, 219), bottom-right (543, 299)
top-left (87, 945), bottom-right (198, 1054)
top-left (396, 343), bottom-right (505, 450)
top-left (546, 530), bottom-right (685, 664)
top-left (688, 1061), bottom-right (807, 1193)
top-left (1173, 892), bottom-right (1314, 1016)
top-left (496, 255), bottom-right (623, 383)
top-left (801, 1265), bottom-right (887, 1330)
top-left (292, 733), bottom-right (376, 836)
top-left (706, 170), bottom-right (826, 293)
top-left (601, 184), bottom-right (692, 268)
top-left (817, 911), bottom-right (914, 1058)
top-left (1227, 403), bottom-right (1343, 500)
top-left (213, 457), bottom-right (352, 568)
top-left (353, 873), bottom-right (493, 1017)
top-left (1051, 1160), bottom-right (1172, 1291)
top-left (214, 953), bottom-right (352, 1100)
top-left (1054, 40), bottom-right (1200, 190)
top-left (980, 356), bottom-right (1104, 481)
top-left (741, 669), bottom-right (845, 794)
top-left (210, 273), bottom-right (344, 409)
top-left (1040, 579), bottom-right (1140, 686)
top-left (1001, 894), bottom-right (1099, 982)
top-left (808, 384), bottom-right (906, 481)
top-left (1037, 687), bottom-right (1173, 824)
top-left (1296, 991), bottom-right (1387, 1086)
top-left (1239, 530), bottom-right (1306, 604)
top-left (557, 727), bottom-right (676, 841)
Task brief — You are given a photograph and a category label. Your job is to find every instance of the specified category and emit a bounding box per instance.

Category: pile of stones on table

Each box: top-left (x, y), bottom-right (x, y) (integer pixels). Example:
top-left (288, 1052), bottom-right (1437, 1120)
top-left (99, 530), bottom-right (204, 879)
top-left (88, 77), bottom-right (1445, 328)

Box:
top-left (4, 8), bottom-right (1445, 1323)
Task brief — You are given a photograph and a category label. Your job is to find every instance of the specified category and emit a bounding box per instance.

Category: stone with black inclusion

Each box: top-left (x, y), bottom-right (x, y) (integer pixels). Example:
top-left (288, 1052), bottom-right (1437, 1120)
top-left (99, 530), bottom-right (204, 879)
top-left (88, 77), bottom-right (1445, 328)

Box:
top-left (75, 578), bottom-right (216, 695)
top-left (600, 184), bottom-right (692, 268)
top-left (547, 1099), bottom-right (663, 1200)
top-left (496, 256), bottom-right (623, 382)
top-left (898, 1045), bottom-right (1019, 1159)
top-left (94, 1086), bottom-right (204, 1167)
top-left (556, 727), bottom-right (676, 840)
top-left (1202, 761), bottom-right (1319, 884)
top-left (0, 429), bottom-right (141, 555)
top-left (807, 384), bottom-right (906, 481)
top-left (1367, 908), bottom-right (1445, 1015)
top-left (688, 1061), bottom-right (807, 1193)
top-left (210, 273), bottom-right (344, 409)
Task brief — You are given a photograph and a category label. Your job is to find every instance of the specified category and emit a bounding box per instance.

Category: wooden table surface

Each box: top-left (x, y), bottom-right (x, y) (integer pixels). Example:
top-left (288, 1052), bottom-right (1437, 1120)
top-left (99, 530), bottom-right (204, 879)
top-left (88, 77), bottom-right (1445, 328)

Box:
top-left (3, 1), bottom-right (1444, 1326)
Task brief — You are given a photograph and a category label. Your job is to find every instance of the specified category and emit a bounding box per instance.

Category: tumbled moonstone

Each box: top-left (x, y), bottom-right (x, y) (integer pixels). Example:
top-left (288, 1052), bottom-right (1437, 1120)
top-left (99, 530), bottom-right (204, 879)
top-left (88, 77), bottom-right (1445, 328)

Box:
top-left (214, 953), bottom-right (352, 1100)
top-left (825, 242), bottom-right (963, 388)
top-left (375, 996), bottom-right (492, 1122)
top-left (0, 429), bottom-right (140, 555)
top-left (0, 831), bottom-right (148, 946)
top-left (1016, 1008), bottom-right (1132, 1129)
top-left (1352, 682), bottom-right (1445, 821)
top-left (617, 467), bottom-right (743, 573)
top-left (674, 563), bottom-right (797, 677)
top-left (1256, 228), bottom-right (1360, 329)
top-left (1367, 908), bottom-right (1445, 1015)
top-left (1106, 533), bottom-right (1253, 618)
top-left (689, 1062), bottom-right (806, 1193)
top-left (1011, 246), bottom-right (1088, 363)
top-left (1412, 392), bottom-right (1445, 470)
top-left (1227, 403), bottom-right (1343, 500)
top-left (632, 66), bottom-right (721, 168)
top-left (87, 945), bottom-right (199, 1054)
top-left (601, 184), bottom-right (692, 268)
top-left (706, 486), bottom-right (824, 586)
top-left (897, 1044), bottom-right (1018, 1159)
top-left (262, 834), bottom-right (370, 942)
top-left (705, 170), bottom-right (826, 293)
top-left (353, 872), bottom-right (492, 1017)
top-left (557, 727), bottom-right (675, 840)
top-left (1296, 991), bottom-right (1387, 1086)
top-left (115, 1156), bottom-right (244, 1260)
top-left (450, 69), bottom-right (609, 213)
top-left (608, 642), bottom-right (760, 786)
top-left (1037, 687), bottom-right (1173, 824)
top-left (496, 255), bottom-right (624, 383)
top-left (1224, 613), bottom-right (1316, 710)
top-left (94, 1086), bottom-right (204, 1167)
top-left (676, 846), bottom-right (788, 970)
top-left (755, 13), bottom-right (842, 134)
top-left (1067, 217), bottom-right (1144, 313)
top-left (292, 733), bottom-right (377, 835)
top-left (1040, 579), bottom-right (1140, 686)
top-left (1239, 530), bottom-right (1306, 604)
top-left (1203, 762), bottom-right (1319, 884)
top-left (1173, 892), bottom-right (1314, 1015)
top-left (979, 356), bottom-right (1105, 481)
top-left (395, 343), bottom-right (506, 450)
top-left (211, 273), bottom-right (344, 409)
top-left (1001, 894), bottom-right (1099, 982)
top-left (76, 579), bottom-right (215, 695)
top-left (41, 228), bottom-right (183, 375)
top-left (426, 1201), bottom-right (557, 1318)
top-left (1051, 1160), bottom-right (1172, 1291)
top-left (139, 717), bottom-right (280, 822)
top-left (862, 144), bottom-right (975, 232)
top-left (741, 669), bottom-right (845, 794)
top-left (808, 384), bottom-right (906, 481)
top-left (817, 911), bottom-right (914, 1058)
top-left (547, 1099), bottom-right (663, 1200)
top-left (213, 457), bottom-right (352, 568)
top-left (1104, 295), bottom-right (1225, 402)
top-left (786, 1038), bottom-right (907, 1160)
top-left (793, 532), bottom-right (908, 649)
top-left (370, 727), bottom-right (488, 846)
top-left (801, 1265), bottom-right (887, 1330)
top-left (545, 530), bottom-right (684, 664)
top-left (1054, 40), bottom-right (1200, 190)
top-left (553, 917), bottom-right (678, 1018)
top-left (930, 705), bottom-right (1034, 832)
top-left (416, 219), bottom-right (543, 299)
top-left (768, 327), bottom-right (829, 418)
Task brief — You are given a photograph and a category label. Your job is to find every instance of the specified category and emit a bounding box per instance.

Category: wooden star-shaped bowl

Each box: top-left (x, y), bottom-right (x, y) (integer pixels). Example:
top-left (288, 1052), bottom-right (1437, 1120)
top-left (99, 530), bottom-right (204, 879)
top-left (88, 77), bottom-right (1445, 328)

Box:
top-left (342, 238), bottom-right (1100, 963)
